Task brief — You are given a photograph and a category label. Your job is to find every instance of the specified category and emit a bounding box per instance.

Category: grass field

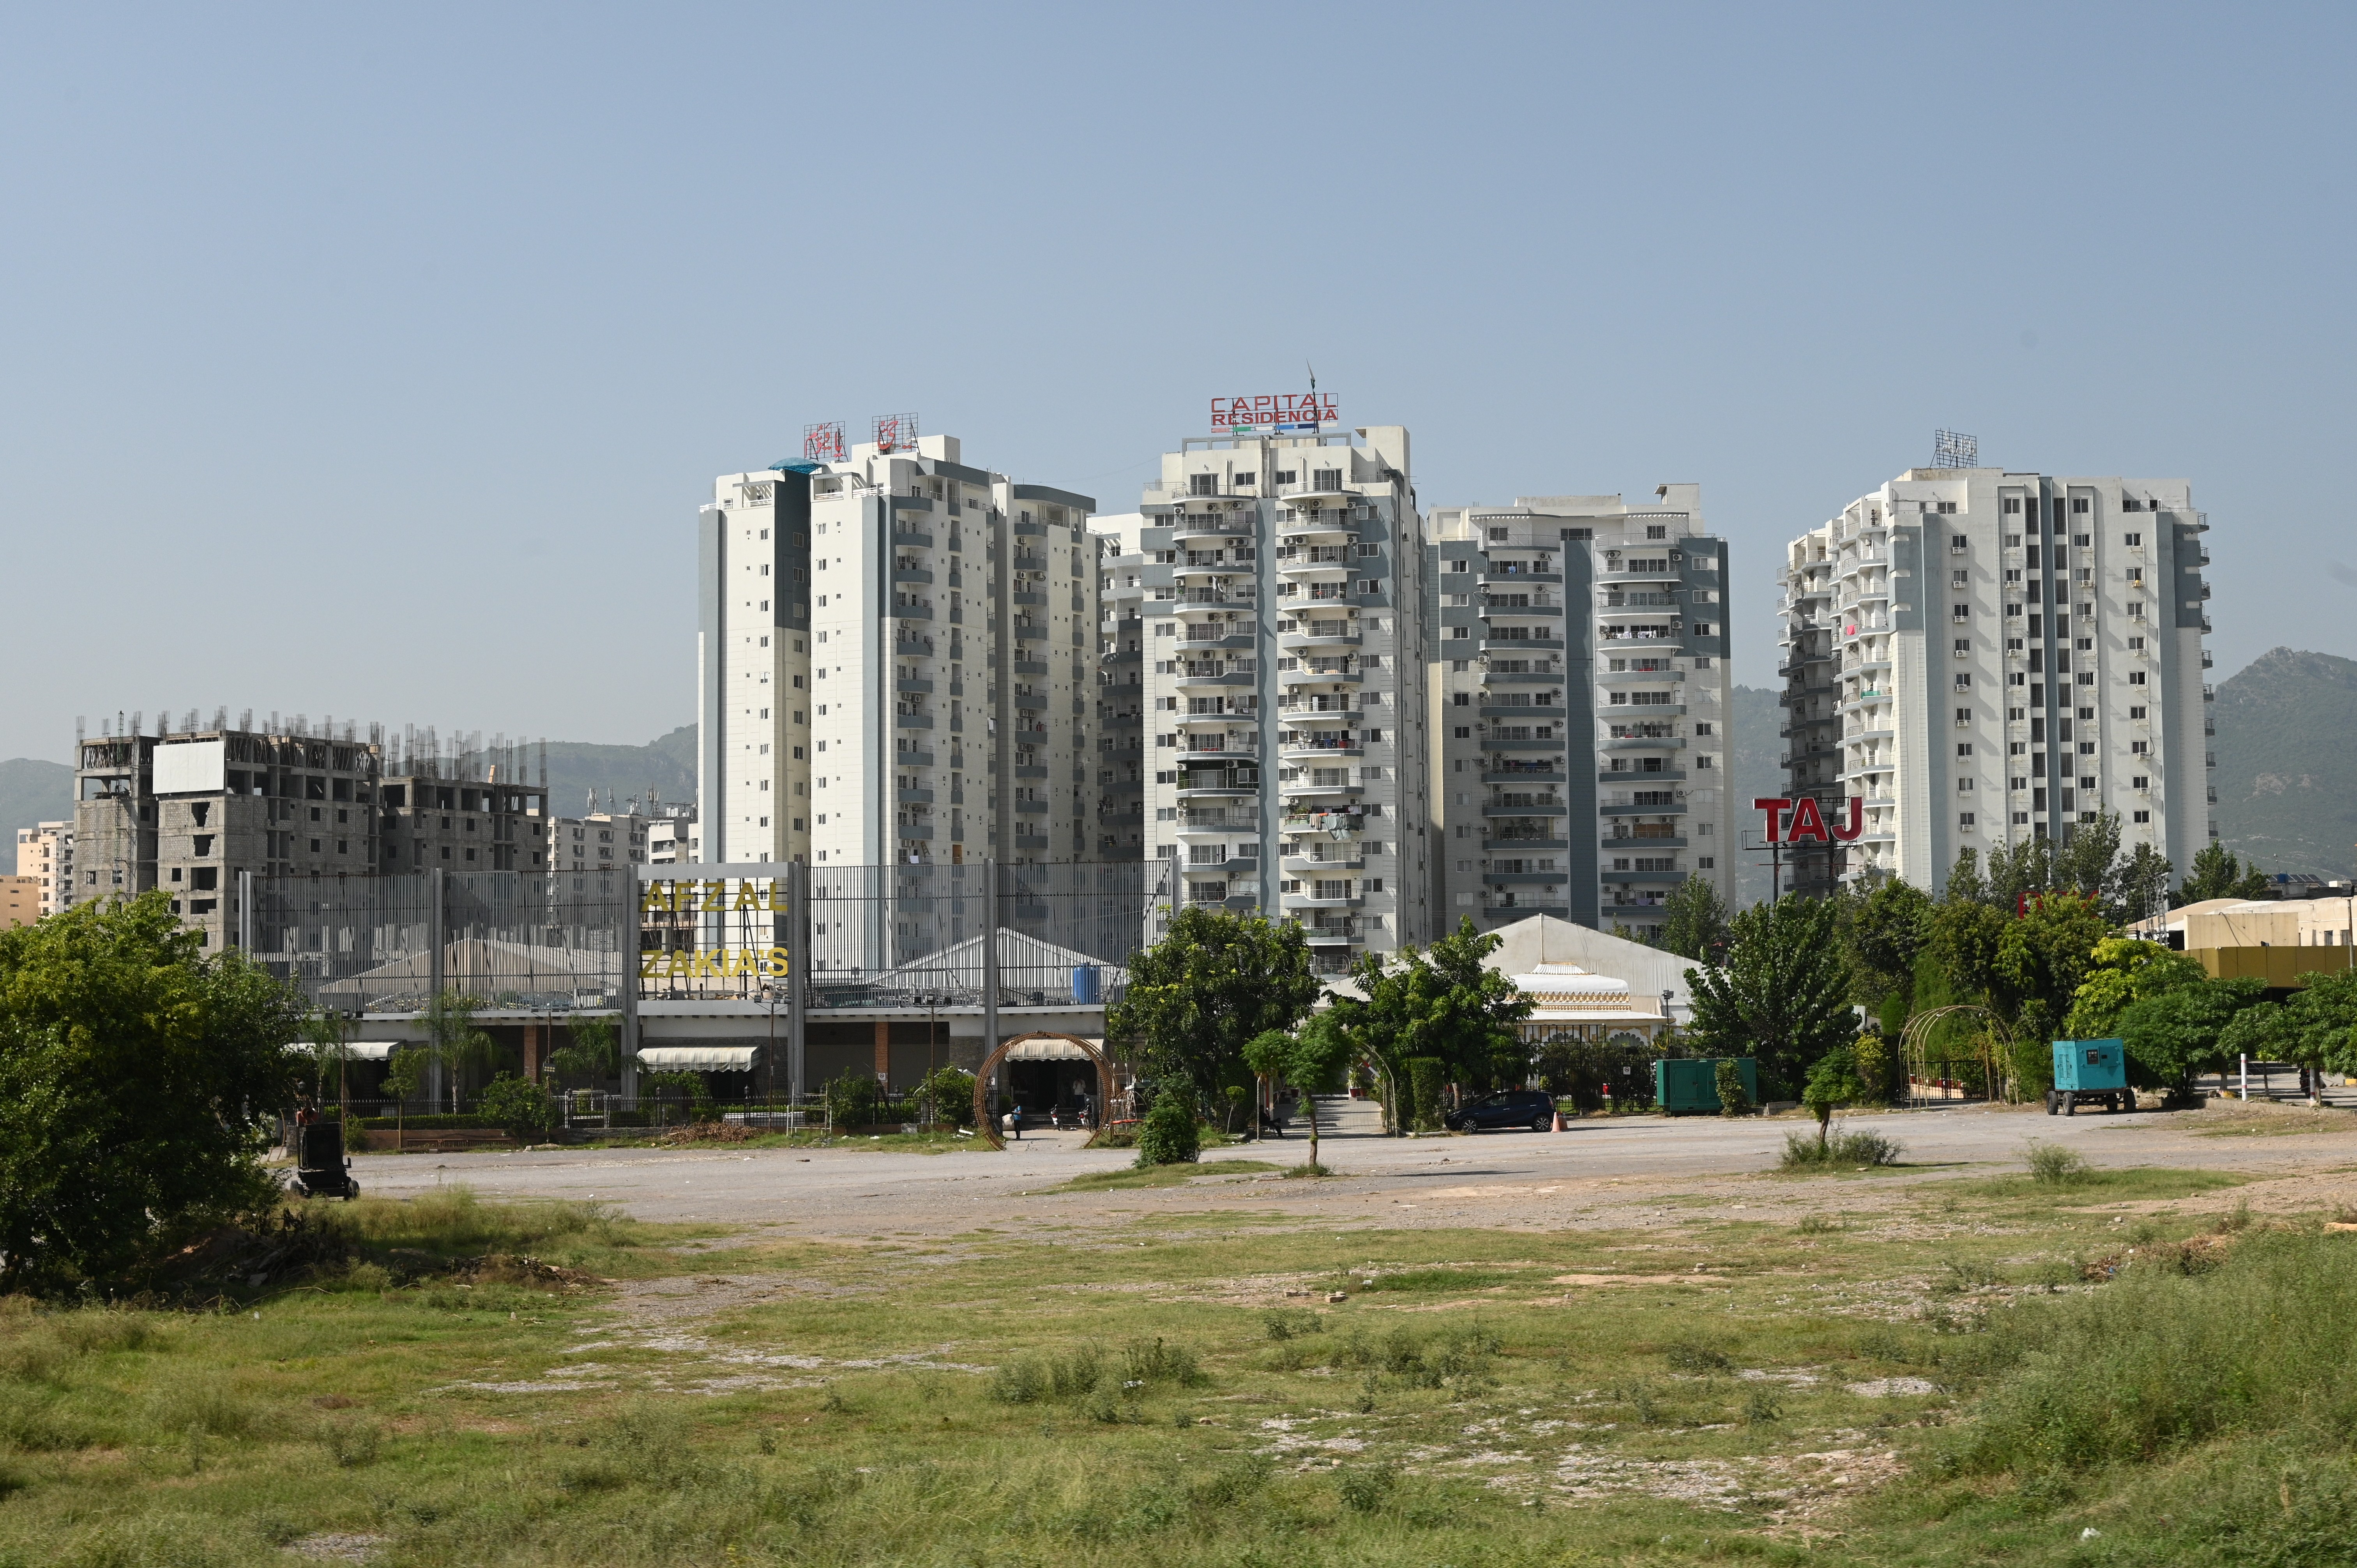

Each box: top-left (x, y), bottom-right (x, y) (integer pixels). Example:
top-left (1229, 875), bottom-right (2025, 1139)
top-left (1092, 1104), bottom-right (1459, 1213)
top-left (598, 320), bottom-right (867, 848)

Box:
top-left (2, 1164), bottom-right (2352, 1567)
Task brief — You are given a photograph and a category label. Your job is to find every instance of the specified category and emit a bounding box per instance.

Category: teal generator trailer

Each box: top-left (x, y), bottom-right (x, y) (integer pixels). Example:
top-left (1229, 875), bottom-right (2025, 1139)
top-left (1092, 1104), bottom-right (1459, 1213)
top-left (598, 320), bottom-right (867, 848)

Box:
top-left (2048, 1038), bottom-right (2133, 1116)
top-left (1655, 1057), bottom-right (1758, 1116)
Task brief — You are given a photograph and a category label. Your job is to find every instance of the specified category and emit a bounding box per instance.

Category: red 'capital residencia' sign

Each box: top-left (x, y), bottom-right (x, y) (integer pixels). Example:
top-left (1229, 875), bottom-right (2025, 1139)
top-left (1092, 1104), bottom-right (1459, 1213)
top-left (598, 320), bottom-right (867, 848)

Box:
top-left (1211, 394), bottom-right (1338, 433)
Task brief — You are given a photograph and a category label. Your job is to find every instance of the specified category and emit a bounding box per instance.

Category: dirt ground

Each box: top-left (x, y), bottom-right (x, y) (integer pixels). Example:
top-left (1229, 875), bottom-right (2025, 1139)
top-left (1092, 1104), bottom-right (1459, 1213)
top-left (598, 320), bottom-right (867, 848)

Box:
top-left (349, 1095), bottom-right (2357, 1243)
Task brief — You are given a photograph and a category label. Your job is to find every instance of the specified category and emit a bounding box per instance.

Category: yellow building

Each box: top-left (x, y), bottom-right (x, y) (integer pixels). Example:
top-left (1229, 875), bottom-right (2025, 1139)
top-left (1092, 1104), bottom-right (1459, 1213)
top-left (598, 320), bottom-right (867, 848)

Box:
top-left (0, 874), bottom-right (39, 929)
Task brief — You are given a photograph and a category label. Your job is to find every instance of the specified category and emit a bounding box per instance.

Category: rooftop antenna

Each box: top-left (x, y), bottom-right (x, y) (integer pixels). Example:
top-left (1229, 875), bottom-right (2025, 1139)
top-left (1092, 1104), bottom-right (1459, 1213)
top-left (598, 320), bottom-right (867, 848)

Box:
top-left (1933, 429), bottom-right (1979, 468)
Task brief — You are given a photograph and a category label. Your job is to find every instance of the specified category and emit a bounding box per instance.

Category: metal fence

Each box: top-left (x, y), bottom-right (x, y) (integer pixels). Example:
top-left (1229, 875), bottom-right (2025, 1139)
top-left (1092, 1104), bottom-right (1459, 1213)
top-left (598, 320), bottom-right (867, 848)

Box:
top-left (249, 860), bottom-right (1156, 1013)
top-left (249, 867), bottom-right (632, 1013)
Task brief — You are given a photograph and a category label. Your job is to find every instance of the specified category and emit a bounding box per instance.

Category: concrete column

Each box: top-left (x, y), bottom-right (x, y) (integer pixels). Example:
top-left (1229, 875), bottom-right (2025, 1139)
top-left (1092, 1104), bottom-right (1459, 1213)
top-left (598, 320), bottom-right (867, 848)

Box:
top-left (787, 860), bottom-right (808, 1105)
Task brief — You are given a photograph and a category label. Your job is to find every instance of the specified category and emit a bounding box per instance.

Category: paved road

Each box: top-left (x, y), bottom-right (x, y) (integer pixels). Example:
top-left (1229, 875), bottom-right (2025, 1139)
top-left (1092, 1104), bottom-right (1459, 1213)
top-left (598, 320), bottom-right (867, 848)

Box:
top-left (349, 1097), bottom-right (2357, 1238)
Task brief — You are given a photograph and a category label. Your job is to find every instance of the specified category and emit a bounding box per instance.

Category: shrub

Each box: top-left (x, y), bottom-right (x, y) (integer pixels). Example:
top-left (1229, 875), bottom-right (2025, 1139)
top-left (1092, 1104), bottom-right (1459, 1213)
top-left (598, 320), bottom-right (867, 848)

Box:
top-left (822, 1073), bottom-right (883, 1130)
top-left (1122, 1337), bottom-right (1205, 1387)
top-left (1263, 1308), bottom-right (1324, 1341)
top-left (1715, 1059), bottom-right (1753, 1118)
top-left (2027, 1142), bottom-right (2091, 1187)
top-left (474, 1074), bottom-right (556, 1141)
top-left (1338, 1464), bottom-right (1397, 1514)
top-left (1663, 1338), bottom-right (1733, 1372)
top-left (1779, 1124), bottom-right (1903, 1170)
top-left (1852, 1032), bottom-right (1891, 1105)
top-left (915, 1066), bottom-right (977, 1127)
top-left (1407, 1058), bottom-right (1446, 1131)
top-left (1134, 1097), bottom-right (1200, 1167)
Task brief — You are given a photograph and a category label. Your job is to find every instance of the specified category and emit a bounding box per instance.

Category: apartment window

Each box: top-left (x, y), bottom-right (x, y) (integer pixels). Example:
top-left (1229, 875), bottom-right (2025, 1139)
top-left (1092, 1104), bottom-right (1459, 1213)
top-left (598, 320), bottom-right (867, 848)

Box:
top-left (1950, 569), bottom-right (1969, 587)
top-left (1952, 603), bottom-right (1970, 621)
top-left (2124, 533), bottom-right (2142, 547)
top-left (2003, 498), bottom-right (2022, 514)
top-left (2128, 671), bottom-right (2147, 686)
top-left (2133, 810), bottom-right (2150, 824)
top-left (2132, 775), bottom-right (2149, 790)
top-left (1957, 743), bottom-right (1974, 757)
top-left (2129, 706), bottom-right (2147, 720)
top-left (1954, 674), bottom-right (1972, 690)
top-left (2131, 740), bottom-right (2149, 754)
top-left (1958, 778), bottom-right (1975, 792)
top-left (1953, 638), bottom-right (1970, 657)
top-left (1955, 707), bottom-right (1971, 724)
top-left (1951, 534), bottom-right (1968, 551)
top-left (1959, 813), bottom-right (1976, 828)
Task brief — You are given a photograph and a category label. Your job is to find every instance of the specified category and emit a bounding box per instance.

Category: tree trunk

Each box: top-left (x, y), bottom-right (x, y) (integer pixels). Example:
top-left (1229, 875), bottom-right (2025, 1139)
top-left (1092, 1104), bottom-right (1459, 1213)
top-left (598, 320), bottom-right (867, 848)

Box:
top-left (1307, 1098), bottom-right (1319, 1171)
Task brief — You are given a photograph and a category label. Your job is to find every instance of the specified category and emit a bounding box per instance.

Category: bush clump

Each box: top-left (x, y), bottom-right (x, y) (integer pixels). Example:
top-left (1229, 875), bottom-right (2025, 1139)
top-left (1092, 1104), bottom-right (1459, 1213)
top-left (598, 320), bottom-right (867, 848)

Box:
top-left (1779, 1125), bottom-right (1903, 1170)
top-left (1134, 1097), bottom-right (1200, 1167)
top-left (474, 1074), bottom-right (556, 1141)
top-left (2027, 1142), bottom-right (2092, 1187)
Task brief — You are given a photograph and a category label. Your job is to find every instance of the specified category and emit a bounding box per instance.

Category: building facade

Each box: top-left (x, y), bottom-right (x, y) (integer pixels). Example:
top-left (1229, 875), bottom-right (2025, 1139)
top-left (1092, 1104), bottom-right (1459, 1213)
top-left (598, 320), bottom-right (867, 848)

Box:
top-left (1115, 424), bottom-right (1433, 973)
top-left (1094, 521), bottom-right (1150, 860)
top-left (12, 819), bottom-right (72, 915)
top-left (1777, 468), bottom-right (2213, 895)
top-left (0, 874), bottom-right (36, 929)
top-left (698, 432), bottom-right (1102, 869)
top-left (1424, 490), bottom-right (1733, 941)
top-left (73, 722), bottom-right (550, 948)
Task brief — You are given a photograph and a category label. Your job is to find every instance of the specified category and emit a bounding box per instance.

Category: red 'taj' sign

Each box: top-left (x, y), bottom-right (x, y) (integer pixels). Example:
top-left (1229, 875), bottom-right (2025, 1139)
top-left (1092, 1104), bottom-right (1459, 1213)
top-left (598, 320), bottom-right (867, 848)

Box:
top-left (1211, 394), bottom-right (1338, 433)
top-left (1751, 796), bottom-right (1865, 844)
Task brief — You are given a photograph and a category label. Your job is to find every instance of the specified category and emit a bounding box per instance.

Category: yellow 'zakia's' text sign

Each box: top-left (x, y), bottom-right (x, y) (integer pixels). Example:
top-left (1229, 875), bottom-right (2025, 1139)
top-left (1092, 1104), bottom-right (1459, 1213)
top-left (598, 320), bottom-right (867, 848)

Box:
top-left (639, 946), bottom-right (789, 981)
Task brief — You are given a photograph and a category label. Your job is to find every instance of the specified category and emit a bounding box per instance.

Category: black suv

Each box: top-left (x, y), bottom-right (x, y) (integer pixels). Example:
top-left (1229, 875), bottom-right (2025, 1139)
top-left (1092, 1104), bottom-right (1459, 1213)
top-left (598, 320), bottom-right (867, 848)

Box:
top-left (1442, 1089), bottom-right (1557, 1133)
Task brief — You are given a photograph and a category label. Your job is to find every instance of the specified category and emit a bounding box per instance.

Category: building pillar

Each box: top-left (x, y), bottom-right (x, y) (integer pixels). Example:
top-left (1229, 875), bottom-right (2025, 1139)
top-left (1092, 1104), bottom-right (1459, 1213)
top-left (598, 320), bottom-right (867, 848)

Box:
top-left (873, 1019), bottom-right (891, 1085)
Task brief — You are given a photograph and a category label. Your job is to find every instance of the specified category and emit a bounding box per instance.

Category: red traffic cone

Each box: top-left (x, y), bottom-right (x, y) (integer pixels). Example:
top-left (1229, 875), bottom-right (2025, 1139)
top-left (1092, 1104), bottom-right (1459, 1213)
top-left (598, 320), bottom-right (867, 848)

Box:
top-left (1551, 1108), bottom-right (1565, 1132)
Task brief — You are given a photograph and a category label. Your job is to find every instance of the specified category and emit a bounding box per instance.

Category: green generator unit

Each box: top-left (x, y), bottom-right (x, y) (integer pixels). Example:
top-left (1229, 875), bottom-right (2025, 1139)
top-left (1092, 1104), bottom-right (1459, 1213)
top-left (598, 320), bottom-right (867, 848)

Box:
top-left (2048, 1038), bottom-right (2133, 1116)
top-left (1655, 1057), bottom-right (1758, 1116)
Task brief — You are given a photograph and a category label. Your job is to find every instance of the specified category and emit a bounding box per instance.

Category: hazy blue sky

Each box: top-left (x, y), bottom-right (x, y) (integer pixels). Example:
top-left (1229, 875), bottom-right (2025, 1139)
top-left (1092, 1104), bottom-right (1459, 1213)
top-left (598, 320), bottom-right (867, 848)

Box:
top-left (4, 3), bottom-right (2351, 760)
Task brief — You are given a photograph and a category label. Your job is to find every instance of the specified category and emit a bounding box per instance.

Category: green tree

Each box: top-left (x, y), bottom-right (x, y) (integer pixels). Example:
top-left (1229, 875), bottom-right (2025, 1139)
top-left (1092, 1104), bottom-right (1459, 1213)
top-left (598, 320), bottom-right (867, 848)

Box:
top-left (1842, 879), bottom-right (1933, 1007)
top-left (546, 1014), bottom-right (618, 1086)
top-left (1323, 918), bottom-right (1534, 1132)
top-left (383, 1047), bottom-right (429, 1149)
top-left (1244, 1017), bottom-right (1355, 1171)
top-left (302, 1006), bottom-right (354, 1114)
top-left (2175, 843), bottom-right (2272, 906)
top-left (1995, 894), bottom-right (2111, 1027)
top-left (1926, 895), bottom-right (2008, 1015)
top-left (421, 989), bottom-right (497, 1115)
top-left (1656, 876), bottom-right (1732, 965)
top-left (2117, 978), bottom-right (2266, 1091)
top-left (2113, 842), bottom-right (2175, 925)
top-left (2233, 968), bottom-right (2357, 1102)
top-left (1851, 1032), bottom-right (1891, 1105)
top-left (1801, 1044), bottom-right (1865, 1152)
top-left (0, 892), bottom-right (303, 1296)
top-left (1684, 897), bottom-right (1855, 1098)
top-left (917, 1065), bottom-right (978, 1127)
top-left (1110, 908), bottom-right (1320, 1105)
top-left (2063, 938), bottom-right (2209, 1039)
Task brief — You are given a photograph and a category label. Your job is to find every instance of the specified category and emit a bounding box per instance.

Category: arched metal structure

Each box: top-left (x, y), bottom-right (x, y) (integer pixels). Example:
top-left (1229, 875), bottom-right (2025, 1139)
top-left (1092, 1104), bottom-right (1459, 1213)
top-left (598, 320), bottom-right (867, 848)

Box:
top-left (1899, 1005), bottom-right (2016, 1106)
top-left (972, 1030), bottom-right (1116, 1149)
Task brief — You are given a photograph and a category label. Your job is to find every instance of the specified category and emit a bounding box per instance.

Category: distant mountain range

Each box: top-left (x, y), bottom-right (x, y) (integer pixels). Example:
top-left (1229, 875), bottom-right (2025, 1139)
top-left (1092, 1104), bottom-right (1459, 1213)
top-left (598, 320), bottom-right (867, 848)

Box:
top-left (2208, 647), bottom-right (2357, 879)
top-left (4, 653), bottom-right (2344, 889)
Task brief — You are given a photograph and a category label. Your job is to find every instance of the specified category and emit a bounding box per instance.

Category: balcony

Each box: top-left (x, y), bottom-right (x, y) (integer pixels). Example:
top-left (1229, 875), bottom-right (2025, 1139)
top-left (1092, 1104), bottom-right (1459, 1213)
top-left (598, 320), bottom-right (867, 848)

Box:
top-left (1281, 891), bottom-right (1364, 911)
top-left (1480, 635), bottom-right (1566, 654)
top-left (1481, 764), bottom-right (1560, 782)
top-left (1598, 797), bottom-right (1686, 816)
top-left (1480, 704), bottom-right (1564, 719)
top-left (1599, 767), bottom-right (1686, 784)
top-left (1602, 833), bottom-right (1686, 850)
top-left (1279, 661), bottom-right (1361, 685)
top-left (1479, 569), bottom-right (1562, 586)
top-left (1483, 799), bottom-right (1567, 817)
top-left (1279, 625), bottom-right (1360, 650)
top-left (1280, 853), bottom-right (1364, 873)
top-left (1484, 837), bottom-right (1569, 853)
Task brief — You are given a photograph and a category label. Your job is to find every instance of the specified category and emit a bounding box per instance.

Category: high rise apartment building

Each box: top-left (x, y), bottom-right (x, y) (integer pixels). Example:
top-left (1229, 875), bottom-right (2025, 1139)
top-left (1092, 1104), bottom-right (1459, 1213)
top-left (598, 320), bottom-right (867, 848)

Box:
top-left (1116, 425), bottom-right (1433, 972)
top-left (13, 820), bottom-right (73, 915)
top-left (1777, 468), bottom-right (2213, 895)
top-left (1424, 490), bottom-right (1733, 940)
top-left (1094, 522), bottom-right (1150, 859)
top-left (698, 432), bottom-right (1101, 869)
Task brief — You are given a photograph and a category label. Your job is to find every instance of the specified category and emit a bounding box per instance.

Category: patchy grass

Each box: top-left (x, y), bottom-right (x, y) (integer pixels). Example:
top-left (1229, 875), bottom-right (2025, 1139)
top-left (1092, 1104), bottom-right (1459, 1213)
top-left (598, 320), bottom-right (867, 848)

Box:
top-left (1038, 1158), bottom-right (1283, 1192)
top-left (0, 1167), bottom-right (2349, 1567)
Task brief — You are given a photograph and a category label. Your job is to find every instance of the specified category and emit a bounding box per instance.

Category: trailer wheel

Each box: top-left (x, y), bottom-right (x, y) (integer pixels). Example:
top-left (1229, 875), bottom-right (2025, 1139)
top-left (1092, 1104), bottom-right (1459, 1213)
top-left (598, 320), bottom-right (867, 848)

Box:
top-left (2045, 1091), bottom-right (2058, 1116)
top-left (2064, 1095), bottom-right (2078, 1116)
top-left (2115, 1093), bottom-right (2133, 1114)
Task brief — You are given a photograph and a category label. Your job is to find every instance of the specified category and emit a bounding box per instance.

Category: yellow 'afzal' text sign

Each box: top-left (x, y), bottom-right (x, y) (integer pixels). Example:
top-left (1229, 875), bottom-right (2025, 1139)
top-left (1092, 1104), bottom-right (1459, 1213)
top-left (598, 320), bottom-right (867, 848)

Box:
top-left (641, 879), bottom-right (783, 914)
